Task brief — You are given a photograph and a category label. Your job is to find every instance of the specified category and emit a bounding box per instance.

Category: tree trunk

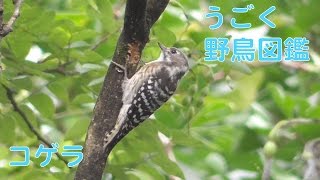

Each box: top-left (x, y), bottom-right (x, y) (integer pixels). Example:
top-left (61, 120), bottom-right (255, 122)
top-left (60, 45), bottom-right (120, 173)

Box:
top-left (74, 0), bottom-right (169, 179)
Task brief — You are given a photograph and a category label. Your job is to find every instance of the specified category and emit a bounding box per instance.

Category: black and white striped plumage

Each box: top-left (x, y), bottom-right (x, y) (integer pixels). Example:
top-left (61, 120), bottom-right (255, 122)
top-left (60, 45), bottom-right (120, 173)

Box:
top-left (103, 43), bottom-right (189, 149)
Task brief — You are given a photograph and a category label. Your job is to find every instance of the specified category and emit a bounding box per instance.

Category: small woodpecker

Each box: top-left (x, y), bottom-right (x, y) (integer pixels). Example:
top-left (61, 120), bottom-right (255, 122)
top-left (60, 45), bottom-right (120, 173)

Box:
top-left (104, 43), bottom-right (189, 150)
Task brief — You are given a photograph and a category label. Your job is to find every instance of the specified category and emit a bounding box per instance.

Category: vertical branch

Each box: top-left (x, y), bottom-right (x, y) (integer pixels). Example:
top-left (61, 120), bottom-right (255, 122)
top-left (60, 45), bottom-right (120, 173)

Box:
top-left (75, 0), bottom-right (169, 179)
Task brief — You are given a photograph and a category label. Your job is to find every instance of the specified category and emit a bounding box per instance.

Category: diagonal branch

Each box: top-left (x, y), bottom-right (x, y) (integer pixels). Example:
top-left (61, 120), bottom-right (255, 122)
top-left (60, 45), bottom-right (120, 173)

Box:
top-left (2, 84), bottom-right (70, 167)
top-left (0, 0), bottom-right (24, 40)
top-left (146, 0), bottom-right (169, 28)
top-left (0, 0), bottom-right (69, 168)
top-left (90, 29), bottom-right (121, 51)
top-left (75, 0), bottom-right (169, 179)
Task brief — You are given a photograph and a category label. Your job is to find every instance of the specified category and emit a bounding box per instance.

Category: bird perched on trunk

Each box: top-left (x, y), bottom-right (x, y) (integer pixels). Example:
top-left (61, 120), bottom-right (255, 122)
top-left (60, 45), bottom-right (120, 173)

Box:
top-left (103, 43), bottom-right (189, 151)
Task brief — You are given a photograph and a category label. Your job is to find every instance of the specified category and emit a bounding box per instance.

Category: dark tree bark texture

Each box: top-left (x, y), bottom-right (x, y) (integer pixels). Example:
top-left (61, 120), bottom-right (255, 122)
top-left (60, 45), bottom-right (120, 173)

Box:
top-left (74, 0), bottom-right (169, 179)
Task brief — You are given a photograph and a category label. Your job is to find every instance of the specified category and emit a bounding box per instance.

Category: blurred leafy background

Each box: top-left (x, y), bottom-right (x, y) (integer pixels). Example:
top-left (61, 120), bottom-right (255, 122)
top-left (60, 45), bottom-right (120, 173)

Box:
top-left (0, 0), bottom-right (320, 179)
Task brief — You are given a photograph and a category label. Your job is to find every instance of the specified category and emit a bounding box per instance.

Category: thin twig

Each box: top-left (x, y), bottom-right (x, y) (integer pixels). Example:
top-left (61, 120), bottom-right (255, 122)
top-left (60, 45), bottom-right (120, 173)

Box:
top-left (90, 29), bottom-right (120, 50)
top-left (0, 0), bottom-right (24, 40)
top-left (90, 34), bottom-right (110, 51)
top-left (2, 84), bottom-right (70, 167)
top-left (44, 61), bottom-right (78, 76)
top-left (45, 67), bottom-right (78, 76)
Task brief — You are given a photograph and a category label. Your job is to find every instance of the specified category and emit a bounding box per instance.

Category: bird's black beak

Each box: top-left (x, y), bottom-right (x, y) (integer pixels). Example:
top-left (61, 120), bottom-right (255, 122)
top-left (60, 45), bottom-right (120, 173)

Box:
top-left (158, 42), bottom-right (166, 51)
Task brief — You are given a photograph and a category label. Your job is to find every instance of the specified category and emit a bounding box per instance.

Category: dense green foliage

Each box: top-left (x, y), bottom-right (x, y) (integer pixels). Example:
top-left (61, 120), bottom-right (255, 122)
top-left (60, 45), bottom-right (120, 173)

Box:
top-left (0, 0), bottom-right (319, 179)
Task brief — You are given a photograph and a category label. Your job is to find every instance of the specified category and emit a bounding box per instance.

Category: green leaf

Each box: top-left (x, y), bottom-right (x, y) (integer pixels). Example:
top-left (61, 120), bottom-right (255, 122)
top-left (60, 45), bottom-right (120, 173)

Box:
top-left (29, 93), bottom-right (55, 119)
top-left (306, 106), bottom-right (320, 119)
top-left (228, 71), bottom-right (264, 110)
top-left (158, 12), bottom-right (185, 28)
top-left (72, 29), bottom-right (98, 42)
top-left (72, 93), bottom-right (94, 105)
top-left (154, 104), bottom-right (184, 129)
top-left (153, 26), bottom-right (177, 46)
top-left (152, 154), bottom-right (184, 178)
top-left (135, 164), bottom-right (165, 180)
top-left (0, 145), bottom-right (9, 160)
top-left (6, 32), bottom-right (33, 60)
top-left (90, 0), bottom-right (117, 32)
top-left (192, 98), bottom-right (232, 127)
top-left (205, 153), bottom-right (227, 174)
top-left (155, 121), bottom-right (203, 147)
top-left (48, 27), bottom-right (71, 48)
top-left (65, 119), bottom-right (90, 141)
top-left (48, 81), bottom-right (69, 103)
top-left (0, 114), bottom-right (16, 144)
top-left (56, 11), bottom-right (89, 27)
top-left (126, 169), bottom-right (154, 180)
top-left (268, 84), bottom-right (294, 118)
top-left (11, 107), bottom-right (37, 137)
top-left (12, 77), bottom-right (33, 90)
top-left (79, 50), bottom-right (104, 63)
top-left (21, 7), bottom-right (56, 33)
top-left (0, 85), bottom-right (10, 104)
top-left (15, 169), bottom-right (51, 179)
top-left (222, 60), bottom-right (252, 75)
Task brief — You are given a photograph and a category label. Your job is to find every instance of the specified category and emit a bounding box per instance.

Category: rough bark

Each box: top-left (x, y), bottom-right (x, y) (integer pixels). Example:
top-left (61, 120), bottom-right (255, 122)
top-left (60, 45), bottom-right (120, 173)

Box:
top-left (74, 0), bottom-right (169, 179)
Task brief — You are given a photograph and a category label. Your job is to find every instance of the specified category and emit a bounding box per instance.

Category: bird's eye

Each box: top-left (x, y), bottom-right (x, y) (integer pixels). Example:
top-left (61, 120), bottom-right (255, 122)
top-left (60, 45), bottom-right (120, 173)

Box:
top-left (171, 49), bottom-right (177, 54)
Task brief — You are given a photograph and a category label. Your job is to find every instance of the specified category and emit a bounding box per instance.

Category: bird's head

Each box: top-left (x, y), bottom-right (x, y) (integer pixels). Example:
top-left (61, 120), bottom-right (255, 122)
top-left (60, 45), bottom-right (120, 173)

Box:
top-left (157, 42), bottom-right (189, 68)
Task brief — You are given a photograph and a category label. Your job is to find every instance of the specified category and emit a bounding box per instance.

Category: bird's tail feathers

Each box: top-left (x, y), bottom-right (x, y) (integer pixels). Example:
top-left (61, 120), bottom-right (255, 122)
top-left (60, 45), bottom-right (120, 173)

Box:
top-left (103, 104), bottom-right (130, 150)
